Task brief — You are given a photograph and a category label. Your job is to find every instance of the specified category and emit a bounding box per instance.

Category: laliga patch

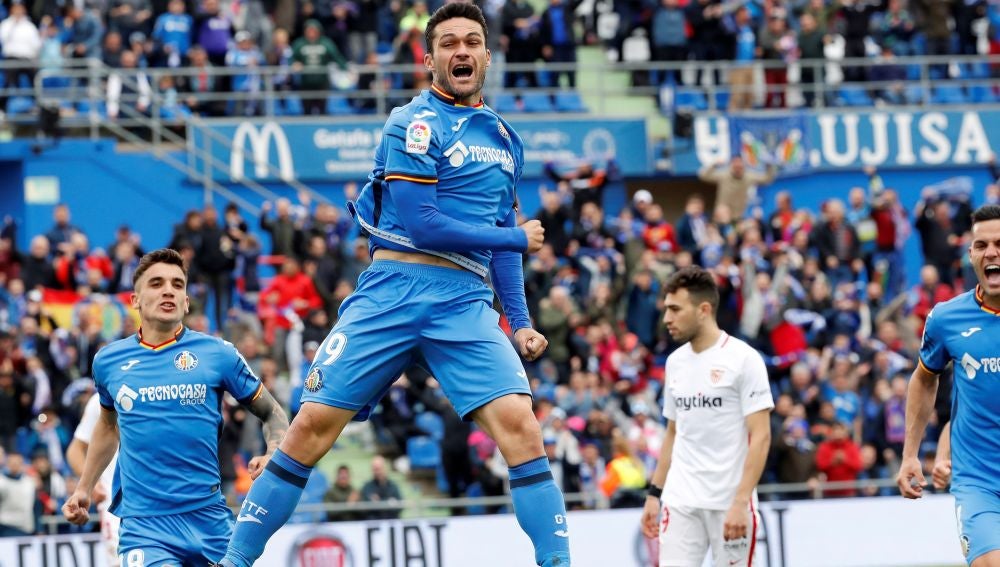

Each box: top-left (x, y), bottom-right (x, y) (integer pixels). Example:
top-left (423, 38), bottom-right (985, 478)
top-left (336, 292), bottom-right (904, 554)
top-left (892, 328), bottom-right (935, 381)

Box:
top-left (305, 367), bottom-right (324, 392)
top-left (174, 350), bottom-right (199, 371)
top-left (405, 120), bottom-right (431, 154)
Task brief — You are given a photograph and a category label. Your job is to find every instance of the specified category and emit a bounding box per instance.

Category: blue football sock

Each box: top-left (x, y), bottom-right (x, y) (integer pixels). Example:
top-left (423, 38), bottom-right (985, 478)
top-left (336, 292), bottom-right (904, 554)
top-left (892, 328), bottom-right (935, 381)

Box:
top-left (219, 450), bottom-right (312, 567)
top-left (508, 456), bottom-right (571, 566)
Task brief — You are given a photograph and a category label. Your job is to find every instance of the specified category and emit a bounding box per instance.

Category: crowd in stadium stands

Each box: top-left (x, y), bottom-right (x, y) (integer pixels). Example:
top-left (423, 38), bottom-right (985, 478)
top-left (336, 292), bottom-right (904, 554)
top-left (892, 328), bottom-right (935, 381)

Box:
top-left (0, 0), bottom-right (998, 116)
top-left (4, 157), bottom-right (1000, 534)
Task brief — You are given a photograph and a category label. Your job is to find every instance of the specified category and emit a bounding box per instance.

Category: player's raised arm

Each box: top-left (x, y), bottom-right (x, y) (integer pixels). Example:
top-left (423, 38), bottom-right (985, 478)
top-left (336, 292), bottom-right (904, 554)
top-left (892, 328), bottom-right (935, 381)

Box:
top-left (63, 407), bottom-right (119, 525)
top-left (490, 207), bottom-right (547, 361)
top-left (241, 386), bottom-right (290, 479)
top-left (896, 362), bottom-right (940, 499)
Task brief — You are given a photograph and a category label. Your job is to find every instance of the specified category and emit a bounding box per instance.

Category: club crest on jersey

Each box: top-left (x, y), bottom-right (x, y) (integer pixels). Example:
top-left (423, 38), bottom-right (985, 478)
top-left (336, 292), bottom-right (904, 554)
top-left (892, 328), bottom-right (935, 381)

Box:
top-left (710, 368), bottom-right (724, 385)
top-left (174, 350), bottom-right (199, 371)
top-left (406, 120), bottom-right (431, 154)
top-left (497, 120), bottom-right (510, 141)
top-left (305, 367), bottom-right (323, 392)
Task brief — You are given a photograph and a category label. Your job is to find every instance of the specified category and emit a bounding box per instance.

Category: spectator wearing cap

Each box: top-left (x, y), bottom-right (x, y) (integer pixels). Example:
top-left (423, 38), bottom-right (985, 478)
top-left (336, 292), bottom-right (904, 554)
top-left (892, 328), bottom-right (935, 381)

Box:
top-left (226, 31), bottom-right (264, 116)
top-left (0, 1), bottom-right (41, 114)
top-left (698, 156), bottom-right (777, 219)
top-left (292, 19), bottom-right (346, 115)
top-left (0, 451), bottom-right (37, 536)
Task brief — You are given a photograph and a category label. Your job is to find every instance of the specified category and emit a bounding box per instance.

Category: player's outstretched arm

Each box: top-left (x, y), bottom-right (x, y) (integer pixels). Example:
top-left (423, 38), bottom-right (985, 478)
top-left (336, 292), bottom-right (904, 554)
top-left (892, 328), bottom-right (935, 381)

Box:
top-left (896, 363), bottom-right (939, 499)
top-left (641, 420), bottom-right (676, 539)
top-left (390, 179), bottom-right (536, 253)
top-left (725, 409), bottom-right (771, 541)
top-left (242, 386), bottom-right (290, 479)
top-left (931, 421), bottom-right (952, 490)
top-left (63, 407), bottom-right (119, 525)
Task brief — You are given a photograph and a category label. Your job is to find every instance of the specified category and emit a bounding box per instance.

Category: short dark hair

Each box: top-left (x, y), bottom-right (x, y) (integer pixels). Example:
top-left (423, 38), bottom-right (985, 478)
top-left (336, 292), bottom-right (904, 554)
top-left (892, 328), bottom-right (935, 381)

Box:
top-left (971, 204), bottom-right (1000, 225)
top-left (665, 265), bottom-right (719, 314)
top-left (133, 248), bottom-right (187, 288)
top-left (424, 2), bottom-right (488, 54)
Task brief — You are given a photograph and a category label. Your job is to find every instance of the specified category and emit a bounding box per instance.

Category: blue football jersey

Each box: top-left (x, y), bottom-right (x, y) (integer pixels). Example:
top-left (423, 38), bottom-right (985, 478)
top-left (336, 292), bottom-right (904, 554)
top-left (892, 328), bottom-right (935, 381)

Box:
top-left (351, 84), bottom-right (524, 272)
top-left (919, 286), bottom-right (1000, 490)
top-left (93, 327), bottom-right (262, 517)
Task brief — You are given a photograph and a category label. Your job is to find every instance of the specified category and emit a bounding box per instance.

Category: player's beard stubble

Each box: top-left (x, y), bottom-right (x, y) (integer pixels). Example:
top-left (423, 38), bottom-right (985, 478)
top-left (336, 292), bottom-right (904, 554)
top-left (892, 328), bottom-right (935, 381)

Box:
top-left (434, 64), bottom-right (488, 103)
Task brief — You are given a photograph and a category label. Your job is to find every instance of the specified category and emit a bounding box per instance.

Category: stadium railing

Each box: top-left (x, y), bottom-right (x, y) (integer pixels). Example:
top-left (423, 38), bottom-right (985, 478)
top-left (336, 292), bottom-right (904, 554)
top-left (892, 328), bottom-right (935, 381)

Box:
top-left (34, 477), bottom-right (905, 534)
top-left (6, 53), bottom-right (998, 134)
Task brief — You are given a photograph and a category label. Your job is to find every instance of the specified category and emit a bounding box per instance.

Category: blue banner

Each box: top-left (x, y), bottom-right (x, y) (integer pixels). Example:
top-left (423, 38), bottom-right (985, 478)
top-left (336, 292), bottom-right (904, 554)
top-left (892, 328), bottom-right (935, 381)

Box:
top-left (188, 117), bottom-right (650, 183)
top-left (673, 109), bottom-right (997, 175)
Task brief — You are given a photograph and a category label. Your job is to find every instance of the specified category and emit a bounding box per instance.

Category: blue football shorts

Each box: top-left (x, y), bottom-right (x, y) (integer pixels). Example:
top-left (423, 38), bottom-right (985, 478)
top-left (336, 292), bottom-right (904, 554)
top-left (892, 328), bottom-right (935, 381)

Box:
top-left (953, 483), bottom-right (1000, 565)
top-left (117, 499), bottom-right (233, 566)
top-left (300, 260), bottom-right (532, 420)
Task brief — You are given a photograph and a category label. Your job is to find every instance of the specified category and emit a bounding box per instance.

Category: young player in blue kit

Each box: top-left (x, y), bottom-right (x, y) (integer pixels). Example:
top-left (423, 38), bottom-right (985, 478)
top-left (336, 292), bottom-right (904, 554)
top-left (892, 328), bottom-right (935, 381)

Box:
top-left (898, 205), bottom-right (1000, 567)
top-left (62, 248), bottom-right (289, 566)
top-left (219, 4), bottom-right (571, 567)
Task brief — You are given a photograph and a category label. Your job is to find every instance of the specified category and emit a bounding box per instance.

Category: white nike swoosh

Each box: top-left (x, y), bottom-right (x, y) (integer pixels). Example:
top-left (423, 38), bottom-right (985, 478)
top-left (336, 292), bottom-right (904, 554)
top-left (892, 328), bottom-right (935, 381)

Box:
top-left (236, 515), bottom-right (263, 524)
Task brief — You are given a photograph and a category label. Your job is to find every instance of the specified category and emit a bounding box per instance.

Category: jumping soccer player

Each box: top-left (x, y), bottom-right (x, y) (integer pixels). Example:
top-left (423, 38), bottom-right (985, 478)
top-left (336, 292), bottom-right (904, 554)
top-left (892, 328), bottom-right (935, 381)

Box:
top-left (641, 266), bottom-right (773, 567)
top-left (62, 248), bottom-right (288, 565)
top-left (219, 4), bottom-right (570, 566)
top-left (898, 205), bottom-right (1000, 567)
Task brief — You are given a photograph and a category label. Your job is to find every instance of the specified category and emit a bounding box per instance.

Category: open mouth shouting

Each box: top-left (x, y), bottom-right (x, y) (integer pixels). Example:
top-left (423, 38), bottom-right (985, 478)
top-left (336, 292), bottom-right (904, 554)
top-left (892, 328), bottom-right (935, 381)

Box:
top-left (159, 301), bottom-right (178, 313)
top-left (985, 263), bottom-right (1000, 287)
top-left (451, 63), bottom-right (474, 83)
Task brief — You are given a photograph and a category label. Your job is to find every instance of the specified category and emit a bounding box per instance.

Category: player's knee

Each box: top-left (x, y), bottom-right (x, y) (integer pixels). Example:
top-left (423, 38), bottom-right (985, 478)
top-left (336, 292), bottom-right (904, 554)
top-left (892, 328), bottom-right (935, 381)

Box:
top-left (494, 412), bottom-right (543, 454)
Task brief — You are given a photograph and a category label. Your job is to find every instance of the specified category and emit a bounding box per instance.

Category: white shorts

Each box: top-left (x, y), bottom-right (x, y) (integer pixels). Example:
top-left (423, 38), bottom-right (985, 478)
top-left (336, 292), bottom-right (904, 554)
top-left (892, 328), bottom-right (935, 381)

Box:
top-left (658, 501), bottom-right (760, 567)
top-left (99, 501), bottom-right (122, 567)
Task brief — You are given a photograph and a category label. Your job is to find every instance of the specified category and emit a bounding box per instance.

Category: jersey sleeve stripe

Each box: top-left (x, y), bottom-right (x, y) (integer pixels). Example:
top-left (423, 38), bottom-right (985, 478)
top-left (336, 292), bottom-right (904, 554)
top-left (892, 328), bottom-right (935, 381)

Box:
top-left (238, 383), bottom-right (264, 405)
top-left (385, 173), bottom-right (437, 184)
top-left (918, 358), bottom-right (942, 375)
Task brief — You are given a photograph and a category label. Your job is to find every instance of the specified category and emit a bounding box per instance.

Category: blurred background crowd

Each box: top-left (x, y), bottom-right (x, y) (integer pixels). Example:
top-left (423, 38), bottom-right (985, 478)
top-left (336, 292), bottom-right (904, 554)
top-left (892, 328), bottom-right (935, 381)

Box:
top-left (2, 153), bottom-right (997, 535)
top-left (0, 0), bottom-right (999, 119)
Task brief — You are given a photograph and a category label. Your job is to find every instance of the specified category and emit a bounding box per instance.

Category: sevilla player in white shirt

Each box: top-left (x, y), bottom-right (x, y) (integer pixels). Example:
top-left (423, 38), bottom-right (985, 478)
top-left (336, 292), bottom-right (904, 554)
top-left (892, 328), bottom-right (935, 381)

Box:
top-left (641, 266), bottom-right (774, 567)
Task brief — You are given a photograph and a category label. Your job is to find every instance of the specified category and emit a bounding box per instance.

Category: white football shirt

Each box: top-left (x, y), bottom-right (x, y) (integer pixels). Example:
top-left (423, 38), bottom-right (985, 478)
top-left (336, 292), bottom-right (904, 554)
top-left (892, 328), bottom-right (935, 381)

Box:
top-left (662, 332), bottom-right (774, 510)
top-left (74, 393), bottom-right (119, 493)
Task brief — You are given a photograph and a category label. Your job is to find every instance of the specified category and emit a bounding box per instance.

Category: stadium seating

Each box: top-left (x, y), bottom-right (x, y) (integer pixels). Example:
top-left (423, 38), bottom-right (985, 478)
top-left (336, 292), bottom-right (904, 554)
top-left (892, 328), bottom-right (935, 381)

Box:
top-left (554, 91), bottom-right (587, 113)
top-left (326, 96), bottom-right (354, 115)
top-left (836, 86), bottom-right (874, 107)
top-left (521, 92), bottom-right (555, 113)
top-left (491, 92), bottom-right (520, 113)
top-left (406, 435), bottom-right (442, 470)
top-left (415, 411), bottom-right (445, 441)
